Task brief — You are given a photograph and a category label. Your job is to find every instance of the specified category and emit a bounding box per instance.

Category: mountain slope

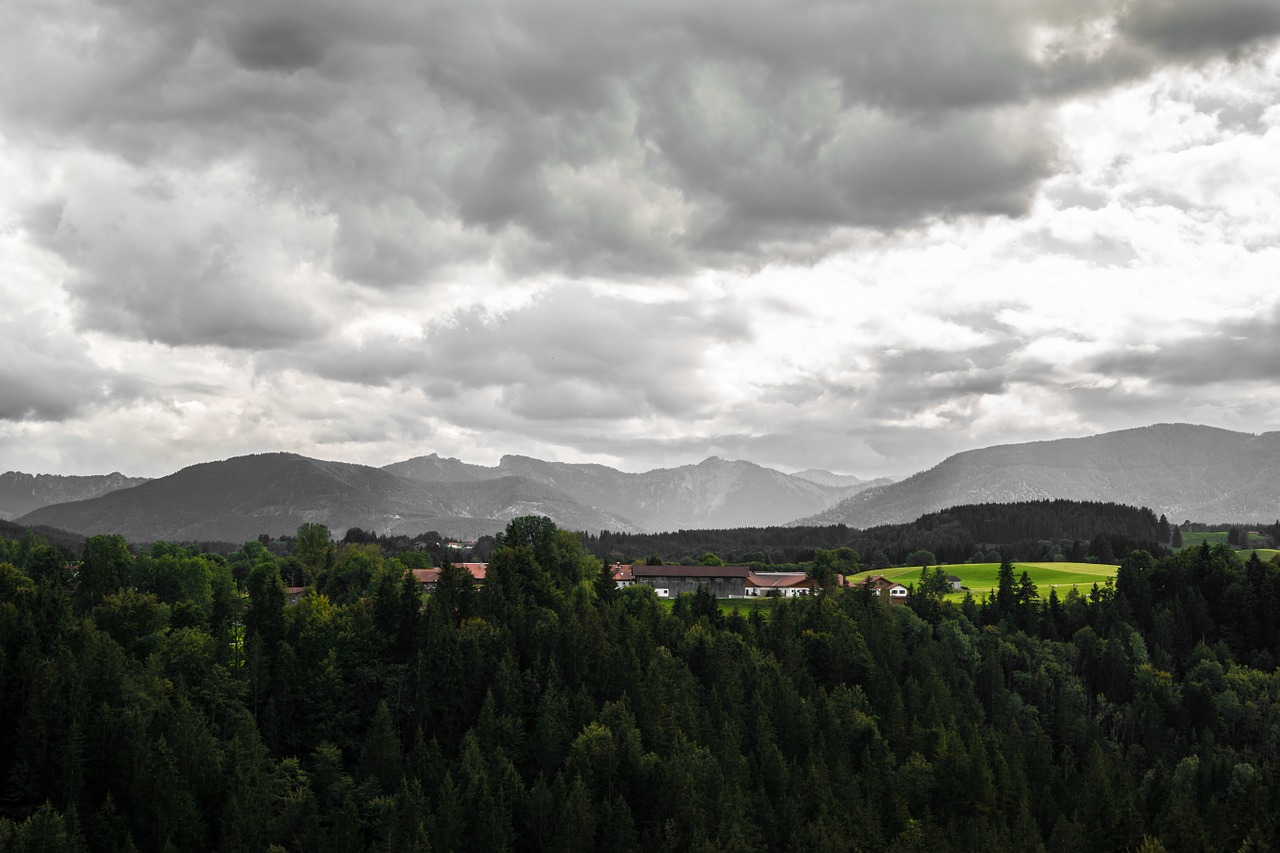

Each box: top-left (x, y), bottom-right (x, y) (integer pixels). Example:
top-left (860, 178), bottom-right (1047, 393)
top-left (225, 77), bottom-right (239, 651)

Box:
top-left (16, 454), bottom-right (636, 542)
top-left (797, 424), bottom-right (1280, 528)
top-left (0, 471), bottom-right (149, 520)
top-left (791, 469), bottom-right (895, 490)
top-left (388, 454), bottom-right (860, 531)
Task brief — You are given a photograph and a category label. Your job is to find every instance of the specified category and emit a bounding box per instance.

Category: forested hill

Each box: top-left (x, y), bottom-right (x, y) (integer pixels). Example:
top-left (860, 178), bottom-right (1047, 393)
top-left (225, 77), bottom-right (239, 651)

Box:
top-left (3, 519), bottom-right (1280, 850)
top-left (584, 499), bottom-right (1169, 565)
top-left (797, 423), bottom-right (1280, 528)
top-left (849, 499), bottom-right (1170, 565)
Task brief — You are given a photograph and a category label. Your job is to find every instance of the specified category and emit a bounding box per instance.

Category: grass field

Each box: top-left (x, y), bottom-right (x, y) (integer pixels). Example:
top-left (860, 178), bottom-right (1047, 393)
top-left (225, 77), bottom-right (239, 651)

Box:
top-left (718, 598), bottom-right (778, 616)
top-left (1179, 530), bottom-right (1272, 550)
top-left (1234, 549), bottom-right (1280, 562)
top-left (848, 562), bottom-right (1120, 601)
top-left (657, 597), bottom-right (779, 616)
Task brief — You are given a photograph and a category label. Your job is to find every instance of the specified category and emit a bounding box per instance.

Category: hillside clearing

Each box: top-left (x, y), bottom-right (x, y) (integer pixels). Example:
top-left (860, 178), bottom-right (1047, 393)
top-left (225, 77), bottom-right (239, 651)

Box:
top-left (849, 562), bottom-right (1120, 601)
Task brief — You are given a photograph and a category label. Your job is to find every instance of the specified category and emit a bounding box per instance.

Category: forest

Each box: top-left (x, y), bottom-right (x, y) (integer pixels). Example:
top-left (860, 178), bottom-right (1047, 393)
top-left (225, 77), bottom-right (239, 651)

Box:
top-left (581, 499), bottom-right (1175, 567)
top-left (2, 515), bottom-right (1280, 851)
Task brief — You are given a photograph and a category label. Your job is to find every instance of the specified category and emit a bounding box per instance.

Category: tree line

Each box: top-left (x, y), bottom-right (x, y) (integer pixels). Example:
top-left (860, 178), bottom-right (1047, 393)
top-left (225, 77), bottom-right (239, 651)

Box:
top-left (582, 499), bottom-right (1172, 567)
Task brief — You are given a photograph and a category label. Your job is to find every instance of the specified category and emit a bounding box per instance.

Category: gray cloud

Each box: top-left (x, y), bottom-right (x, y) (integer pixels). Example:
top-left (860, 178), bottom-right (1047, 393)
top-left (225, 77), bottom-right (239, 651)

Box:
top-left (269, 286), bottom-right (753, 423)
top-left (227, 17), bottom-right (329, 71)
top-left (9, 0), bottom-right (1275, 298)
top-left (1120, 0), bottom-right (1280, 58)
top-left (4, 0), bottom-right (1280, 479)
top-left (1092, 307), bottom-right (1280, 387)
top-left (77, 237), bottom-right (316, 350)
top-left (0, 313), bottom-right (140, 421)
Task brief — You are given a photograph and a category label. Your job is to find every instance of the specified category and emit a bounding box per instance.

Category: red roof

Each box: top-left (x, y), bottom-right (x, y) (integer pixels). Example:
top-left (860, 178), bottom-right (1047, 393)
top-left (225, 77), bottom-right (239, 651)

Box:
top-left (611, 564), bottom-right (634, 581)
top-left (746, 572), bottom-right (812, 589)
top-left (412, 563), bottom-right (487, 584)
top-left (855, 575), bottom-right (907, 591)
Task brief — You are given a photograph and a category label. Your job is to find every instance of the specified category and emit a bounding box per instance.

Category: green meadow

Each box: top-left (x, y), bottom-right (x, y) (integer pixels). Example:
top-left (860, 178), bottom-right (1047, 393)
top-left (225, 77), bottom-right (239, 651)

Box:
top-left (849, 561), bottom-right (1120, 601)
top-left (657, 596), bottom-right (780, 616)
top-left (1235, 548), bottom-right (1280, 562)
top-left (1179, 529), bottom-right (1271, 550)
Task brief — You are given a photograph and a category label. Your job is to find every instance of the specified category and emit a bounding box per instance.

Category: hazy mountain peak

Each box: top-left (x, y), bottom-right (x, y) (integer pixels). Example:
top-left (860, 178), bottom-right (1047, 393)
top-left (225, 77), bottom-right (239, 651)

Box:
top-left (0, 470), bottom-right (150, 520)
top-left (795, 423), bottom-right (1280, 528)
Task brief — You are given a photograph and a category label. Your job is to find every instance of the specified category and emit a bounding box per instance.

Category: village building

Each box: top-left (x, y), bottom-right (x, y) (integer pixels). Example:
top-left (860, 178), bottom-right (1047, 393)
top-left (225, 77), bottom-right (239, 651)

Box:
top-left (412, 562), bottom-right (487, 593)
top-left (744, 571), bottom-right (815, 597)
top-left (611, 564), bottom-right (635, 588)
top-left (630, 564), bottom-right (750, 598)
top-left (854, 574), bottom-right (910, 601)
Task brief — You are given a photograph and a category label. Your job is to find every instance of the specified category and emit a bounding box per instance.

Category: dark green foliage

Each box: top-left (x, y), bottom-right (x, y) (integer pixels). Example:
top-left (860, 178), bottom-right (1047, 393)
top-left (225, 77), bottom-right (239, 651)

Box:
top-left (582, 499), bottom-right (1169, 566)
top-left (3, 521), bottom-right (1280, 851)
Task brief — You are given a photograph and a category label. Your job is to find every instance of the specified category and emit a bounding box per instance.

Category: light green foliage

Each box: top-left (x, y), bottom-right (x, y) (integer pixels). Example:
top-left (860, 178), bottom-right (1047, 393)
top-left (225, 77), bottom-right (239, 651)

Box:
top-left (293, 523), bottom-right (335, 579)
top-left (851, 562), bottom-right (1120, 601)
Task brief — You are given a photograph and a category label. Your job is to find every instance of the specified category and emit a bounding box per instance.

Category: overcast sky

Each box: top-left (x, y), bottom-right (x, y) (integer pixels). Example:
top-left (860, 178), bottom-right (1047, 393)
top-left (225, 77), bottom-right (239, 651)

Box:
top-left (3, 0), bottom-right (1280, 480)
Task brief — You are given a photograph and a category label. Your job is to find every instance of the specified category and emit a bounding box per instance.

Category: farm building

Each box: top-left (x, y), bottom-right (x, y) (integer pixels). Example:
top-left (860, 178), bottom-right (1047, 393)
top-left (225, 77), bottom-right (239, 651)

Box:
top-left (631, 564), bottom-right (750, 598)
top-left (411, 562), bottom-right (488, 593)
top-left (745, 571), bottom-right (815, 597)
top-left (855, 575), bottom-right (909, 601)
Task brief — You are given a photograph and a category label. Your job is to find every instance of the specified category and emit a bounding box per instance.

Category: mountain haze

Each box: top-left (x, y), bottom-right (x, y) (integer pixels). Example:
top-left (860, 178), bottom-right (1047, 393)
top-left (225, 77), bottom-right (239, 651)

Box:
top-left (798, 424), bottom-right (1280, 528)
top-left (17, 454), bottom-right (635, 542)
top-left (0, 471), bottom-right (149, 520)
top-left (387, 454), bottom-right (863, 531)
top-left (791, 468), bottom-right (894, 490)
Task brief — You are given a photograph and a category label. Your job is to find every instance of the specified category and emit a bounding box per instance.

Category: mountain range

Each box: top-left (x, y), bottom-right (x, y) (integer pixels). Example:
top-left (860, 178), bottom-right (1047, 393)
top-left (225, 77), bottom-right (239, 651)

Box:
top-left (0, 471), bottom-right (150, 520)
top-left (798, 423), bottom-right (1280, 528)
top-left (9, 423), bottom-right (1280, 544)
top-left (14, 454), bottom-right (877, 542)
top-left (385, 454), bottom-right (883, 533)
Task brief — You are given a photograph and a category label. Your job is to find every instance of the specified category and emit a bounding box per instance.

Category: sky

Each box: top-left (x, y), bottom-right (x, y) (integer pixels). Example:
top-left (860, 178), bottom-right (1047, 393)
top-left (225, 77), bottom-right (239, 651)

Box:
top-left (3, 0), bottom-right (1280, 481)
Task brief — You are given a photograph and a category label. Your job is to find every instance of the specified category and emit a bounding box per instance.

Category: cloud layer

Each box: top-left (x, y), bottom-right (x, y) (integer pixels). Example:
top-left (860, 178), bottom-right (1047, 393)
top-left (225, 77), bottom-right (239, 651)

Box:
top-left (2, 0), bottom-right (1280, 479)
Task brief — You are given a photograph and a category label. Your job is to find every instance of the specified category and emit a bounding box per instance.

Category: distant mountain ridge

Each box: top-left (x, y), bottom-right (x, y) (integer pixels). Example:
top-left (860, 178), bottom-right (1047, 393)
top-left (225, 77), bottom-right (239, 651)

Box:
top-left (17, 454), bottom-right (635, 542)
top-left (15, 451), bottom-right (871, 542)
top-left (385, 453), bottom-right (875, 532)
top-left (790, 468), bottom-right (895, 490)
top-left (797, 423), bottom-right (1280, 528)
top-left (0, 471), bottom-right (149, 520)
top-left (24, 423), bottom-right (1269, 544)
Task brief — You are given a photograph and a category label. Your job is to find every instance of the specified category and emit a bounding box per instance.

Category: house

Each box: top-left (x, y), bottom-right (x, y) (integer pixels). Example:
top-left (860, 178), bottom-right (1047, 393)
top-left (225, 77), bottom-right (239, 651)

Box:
top-left (854, 575), bottom-right (909, 601)
top-left (284, 586), bottom-right (307, 606)
top-left (630, 565), bottom-right (750, 598)
top-left (745, 571), bottom-right (814, 597)
top-left (611, 564), bottom-right (635, 588)
top-left (947, 575), bottom-right (963, 591)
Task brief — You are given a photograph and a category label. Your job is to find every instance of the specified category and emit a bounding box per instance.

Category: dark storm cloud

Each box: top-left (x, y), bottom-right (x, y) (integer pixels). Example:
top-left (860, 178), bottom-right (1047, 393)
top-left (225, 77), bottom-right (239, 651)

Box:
top-left (1120, 0), bottom-right (1280, 58)
top-left (227, 17), bottom-right (328, 71)
top-left (12, 0), bottom-right (1275, 306)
